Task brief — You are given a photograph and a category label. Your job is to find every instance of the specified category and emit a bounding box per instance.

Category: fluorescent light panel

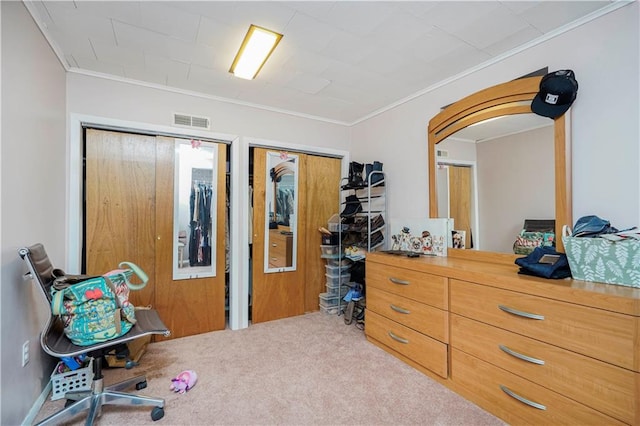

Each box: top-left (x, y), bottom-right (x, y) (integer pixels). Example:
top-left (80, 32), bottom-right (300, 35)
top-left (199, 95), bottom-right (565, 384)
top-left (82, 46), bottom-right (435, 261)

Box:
top-left (229, 25), bottom-right (282, 80)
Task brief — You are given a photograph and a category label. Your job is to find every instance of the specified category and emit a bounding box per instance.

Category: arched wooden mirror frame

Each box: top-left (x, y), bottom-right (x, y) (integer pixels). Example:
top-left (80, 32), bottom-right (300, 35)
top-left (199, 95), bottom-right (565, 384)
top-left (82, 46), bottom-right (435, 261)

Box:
top-left (428, 76), bottom-right (572, 261)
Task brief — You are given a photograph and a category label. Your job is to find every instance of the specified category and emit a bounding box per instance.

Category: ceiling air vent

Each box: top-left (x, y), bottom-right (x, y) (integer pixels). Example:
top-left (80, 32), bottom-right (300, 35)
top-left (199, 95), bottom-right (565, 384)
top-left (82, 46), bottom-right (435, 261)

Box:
top-left (437, 149), bottom-right (448, 158)
top-left (173, 113), bottom-right (210, 130)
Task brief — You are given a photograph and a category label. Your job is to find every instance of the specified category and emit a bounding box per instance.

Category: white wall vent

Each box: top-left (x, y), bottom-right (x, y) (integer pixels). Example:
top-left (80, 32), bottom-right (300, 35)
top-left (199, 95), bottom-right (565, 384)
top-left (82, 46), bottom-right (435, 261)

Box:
top-left (437, 149), bottom-right (448, 158)
top-left (173, 113), bottom-right (210, 130)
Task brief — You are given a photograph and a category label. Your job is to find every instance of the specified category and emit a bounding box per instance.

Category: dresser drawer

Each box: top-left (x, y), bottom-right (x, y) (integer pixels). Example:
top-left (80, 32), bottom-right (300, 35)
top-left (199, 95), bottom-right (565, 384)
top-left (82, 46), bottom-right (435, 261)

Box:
top-left (367, 261), bottom-right (448, 309)
top-left (451, 349), bottom-right (625, 425)
top-left (365, 310), bottom-right (448, 378)
top-left (367, 288), bottom-right (448, 343)
top-left (451, 314), bottom-right (638, 424)
top-left (268, 230), bottom-right (292, 268)
top-left (450, 279), bottom-right (638, 370)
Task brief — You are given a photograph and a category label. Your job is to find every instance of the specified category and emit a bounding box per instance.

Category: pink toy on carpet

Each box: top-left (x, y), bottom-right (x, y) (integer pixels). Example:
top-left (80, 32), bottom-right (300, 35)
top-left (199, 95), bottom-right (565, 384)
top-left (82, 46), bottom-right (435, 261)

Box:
top-left (170, 370), bottom-right (197, 394)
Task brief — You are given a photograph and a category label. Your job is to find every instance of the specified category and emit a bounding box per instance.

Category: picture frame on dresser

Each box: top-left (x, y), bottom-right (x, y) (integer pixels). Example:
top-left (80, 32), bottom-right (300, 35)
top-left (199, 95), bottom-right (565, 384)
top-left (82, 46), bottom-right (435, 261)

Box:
top-left (389, 218), bottom-right (454, 256)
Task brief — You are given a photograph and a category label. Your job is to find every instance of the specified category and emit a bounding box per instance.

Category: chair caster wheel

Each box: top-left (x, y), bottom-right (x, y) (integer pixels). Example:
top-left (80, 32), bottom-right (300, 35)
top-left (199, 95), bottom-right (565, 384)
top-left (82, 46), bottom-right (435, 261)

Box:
top-left (151, 406), bottom-right (164, 421)
top-left (125, 360), bottom-right (139, 369)
top-left (136, 380), bottom-right (148, 390)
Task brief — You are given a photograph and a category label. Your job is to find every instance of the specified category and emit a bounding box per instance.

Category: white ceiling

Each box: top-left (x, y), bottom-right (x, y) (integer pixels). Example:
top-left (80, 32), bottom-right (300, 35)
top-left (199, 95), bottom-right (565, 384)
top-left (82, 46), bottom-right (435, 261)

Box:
top-left (26, 1), bottom-right (616, 125)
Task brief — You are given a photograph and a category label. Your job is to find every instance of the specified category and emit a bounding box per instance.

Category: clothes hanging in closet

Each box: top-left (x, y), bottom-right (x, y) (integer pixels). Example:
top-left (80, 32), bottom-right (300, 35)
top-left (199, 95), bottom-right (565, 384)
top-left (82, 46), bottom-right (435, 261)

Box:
top-left (189, 182), bottom-right (213, 266)
top-left (276, 188), bottom-right (294, 225)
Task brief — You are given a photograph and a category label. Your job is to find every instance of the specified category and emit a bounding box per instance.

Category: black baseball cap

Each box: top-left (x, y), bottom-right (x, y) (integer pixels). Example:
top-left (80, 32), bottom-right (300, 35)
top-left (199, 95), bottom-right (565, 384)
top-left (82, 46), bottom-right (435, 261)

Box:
top-left (531, 70), bottom-right (578, 119)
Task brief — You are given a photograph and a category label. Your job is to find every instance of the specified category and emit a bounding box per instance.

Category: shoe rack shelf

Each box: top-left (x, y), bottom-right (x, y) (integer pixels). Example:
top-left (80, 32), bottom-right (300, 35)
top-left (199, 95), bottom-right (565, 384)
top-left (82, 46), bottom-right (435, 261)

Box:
top-left (317, 165), bottom-right (387, 318)
top-left (339, 170), bottom-right (387, 255)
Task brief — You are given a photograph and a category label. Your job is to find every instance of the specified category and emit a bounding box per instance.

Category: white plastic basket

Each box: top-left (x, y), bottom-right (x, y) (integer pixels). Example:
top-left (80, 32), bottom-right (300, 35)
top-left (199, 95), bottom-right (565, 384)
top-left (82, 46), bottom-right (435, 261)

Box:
top-left (50, 358), bottom-right (93, 401)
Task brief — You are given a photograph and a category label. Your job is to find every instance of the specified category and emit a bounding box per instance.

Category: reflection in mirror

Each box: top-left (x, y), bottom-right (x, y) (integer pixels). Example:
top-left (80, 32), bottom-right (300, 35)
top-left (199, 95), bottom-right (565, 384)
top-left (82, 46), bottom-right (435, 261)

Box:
top-left (264, 152), bottom-right (298, 273)
top-left (428, 76), bottom-right (572, 257)
top-left (436, 114), bottom-right (554, 253)
top-left (173, 139), bottom-right (218, 280)
top-left (264, 152), bottom-right (298, 272)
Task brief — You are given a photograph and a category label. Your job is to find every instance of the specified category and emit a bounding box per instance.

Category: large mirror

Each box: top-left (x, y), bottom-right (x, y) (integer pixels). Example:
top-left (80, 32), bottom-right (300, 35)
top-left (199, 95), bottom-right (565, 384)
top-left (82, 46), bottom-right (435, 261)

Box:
top-left (264, 151), bottom-right (299, 272)
top-left (428, 76), bottom-right (572, 257)
top-left (173, 139), bottom-right (218, 279)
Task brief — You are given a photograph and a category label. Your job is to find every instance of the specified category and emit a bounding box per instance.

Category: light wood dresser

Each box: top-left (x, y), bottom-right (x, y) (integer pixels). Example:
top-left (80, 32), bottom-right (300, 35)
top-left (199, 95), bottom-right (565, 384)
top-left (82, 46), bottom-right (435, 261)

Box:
top-left (268, 229), bottom-right (293, 268)
top-left (365, 251), bottom-right (640, 425)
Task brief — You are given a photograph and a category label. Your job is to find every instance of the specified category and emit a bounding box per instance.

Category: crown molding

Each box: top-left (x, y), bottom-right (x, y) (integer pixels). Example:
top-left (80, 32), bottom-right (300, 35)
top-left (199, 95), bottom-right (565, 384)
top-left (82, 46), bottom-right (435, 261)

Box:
top-left (23, 0), bottom-right (71, 72)
top-left (67, 67), bottom-right (351, 126)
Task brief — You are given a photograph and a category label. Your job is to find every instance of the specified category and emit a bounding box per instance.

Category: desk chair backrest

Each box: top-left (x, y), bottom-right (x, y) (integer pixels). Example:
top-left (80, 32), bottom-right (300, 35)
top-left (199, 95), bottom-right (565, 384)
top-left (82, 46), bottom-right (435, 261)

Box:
top-left (19, 243), bottom-right (56, 304)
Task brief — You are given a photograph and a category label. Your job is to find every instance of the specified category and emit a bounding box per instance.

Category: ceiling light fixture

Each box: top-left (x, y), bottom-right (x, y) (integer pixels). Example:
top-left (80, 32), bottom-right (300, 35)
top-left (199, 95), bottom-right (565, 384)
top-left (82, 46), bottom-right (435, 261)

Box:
top-left (229, 25), bottom-right (283, 80)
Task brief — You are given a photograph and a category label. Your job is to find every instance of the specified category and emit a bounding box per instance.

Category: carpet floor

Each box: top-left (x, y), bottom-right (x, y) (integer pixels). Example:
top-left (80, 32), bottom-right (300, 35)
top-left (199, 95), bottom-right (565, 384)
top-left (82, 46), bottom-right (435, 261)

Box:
top-left (34, 312), bottom-right (504, 425)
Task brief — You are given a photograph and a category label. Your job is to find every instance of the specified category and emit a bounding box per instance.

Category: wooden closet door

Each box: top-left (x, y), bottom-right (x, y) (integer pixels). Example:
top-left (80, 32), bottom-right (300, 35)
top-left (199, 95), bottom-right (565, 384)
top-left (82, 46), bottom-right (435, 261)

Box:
top-left (252, 148), bottom-right (308, 323)
top-left (153, 137), bottom-right (228, 338)
top-left (449, 165), bottom-right (472, 249)
top-left (85, 129), bottom-right (157, 309)
top-left (303, 155), bottom-right (341, 312)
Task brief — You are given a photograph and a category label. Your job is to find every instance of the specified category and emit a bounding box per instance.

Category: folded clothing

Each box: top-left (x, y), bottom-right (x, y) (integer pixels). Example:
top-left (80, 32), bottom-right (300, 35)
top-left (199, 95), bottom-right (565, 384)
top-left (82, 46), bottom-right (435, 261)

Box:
top-left (515, 246), bottom-right (571, 279)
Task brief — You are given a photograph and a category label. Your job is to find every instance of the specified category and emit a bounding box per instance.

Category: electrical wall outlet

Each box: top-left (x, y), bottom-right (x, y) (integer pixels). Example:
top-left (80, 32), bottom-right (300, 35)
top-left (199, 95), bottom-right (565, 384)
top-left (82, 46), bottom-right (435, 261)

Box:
top-left (22, 340), bottom-right (29, 367)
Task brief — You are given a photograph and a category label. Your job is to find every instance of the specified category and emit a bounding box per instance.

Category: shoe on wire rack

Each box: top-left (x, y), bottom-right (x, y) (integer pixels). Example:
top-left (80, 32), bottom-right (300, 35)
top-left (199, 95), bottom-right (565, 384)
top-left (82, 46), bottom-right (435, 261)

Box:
top-left (354, 300), bottom-right (365, 323)
top-left (370, 214), bottom-right (385, 231)
top-left (340, 195), bottom-right (363, 218)
top-left (343, 283), bottom-right (363, 302)
top-left (351, 283), bottom-right (363, 301)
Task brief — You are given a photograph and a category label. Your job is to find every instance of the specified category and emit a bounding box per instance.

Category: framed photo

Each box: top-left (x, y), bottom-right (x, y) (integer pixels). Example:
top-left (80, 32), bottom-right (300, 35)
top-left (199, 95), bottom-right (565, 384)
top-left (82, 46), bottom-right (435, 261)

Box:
top-left (451, 230), bottom-right (466, 249)
top-left (389, 218), bottom-right (454, 256)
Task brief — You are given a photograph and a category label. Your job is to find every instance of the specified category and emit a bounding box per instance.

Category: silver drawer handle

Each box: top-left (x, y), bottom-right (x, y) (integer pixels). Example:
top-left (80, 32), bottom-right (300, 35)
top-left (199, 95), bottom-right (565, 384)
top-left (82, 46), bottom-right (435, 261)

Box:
top-left (388, 331), bottom-right (409, 344)
top-left (500, 385), bottom-right (546, 410)
top-left (498, 305), bottom-right (544, 320)
top-left (389, 277), bottom-right (410, 285)
top-left (390, 304), bottom-right (411, 314)
top-left (499, 345), bottom-right (545, 365)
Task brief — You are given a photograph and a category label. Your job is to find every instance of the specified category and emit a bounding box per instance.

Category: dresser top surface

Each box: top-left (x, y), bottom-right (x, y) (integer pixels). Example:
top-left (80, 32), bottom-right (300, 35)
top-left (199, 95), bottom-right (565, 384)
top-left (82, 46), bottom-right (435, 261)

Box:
top-left (367, 251), bottom-right (640, 316)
